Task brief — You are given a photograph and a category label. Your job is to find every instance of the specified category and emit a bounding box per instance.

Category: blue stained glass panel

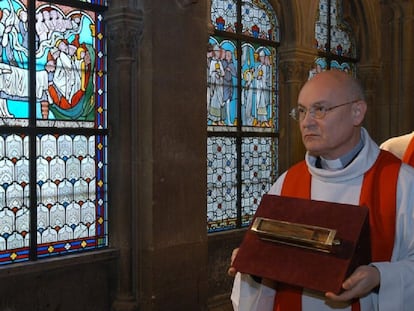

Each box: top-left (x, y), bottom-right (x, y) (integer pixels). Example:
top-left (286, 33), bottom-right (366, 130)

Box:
top-left (0, 134), bottom-right (30, 264)
top-left (0, 1), bottom-right (106, 128)
top-left (76, 0), bottom-right (107, 6)
top-left (35, 1), bottom-right (106, 128)
top-left (207, 137), bottom-right (237, 232)
top-left (241, 43), bottom-right (277, 130)
top-left (208, 0), bottom-right (279, 233)
top-left (211, 0), bottom-right (237, 33)
top-left (0, 0), bottom-right (107, 265)
top-left (211, 0), bottom-right (279, 42)
top-left (207, 37), bottom-right (238, 127)
top-left (207, 37), bottom-right (278, 132)
top-left (312, 0), bottom-right (356, 77)
top-left (315, 0), bottom-right (355, 58)
top-left (241, 137), bottom-right (277, 226)
top-left (0, 0), bottom-right (29, 124)
top-left (241, 0), bottom-right (279, 41)
top-left (36, 134), bottom-right (107, 258)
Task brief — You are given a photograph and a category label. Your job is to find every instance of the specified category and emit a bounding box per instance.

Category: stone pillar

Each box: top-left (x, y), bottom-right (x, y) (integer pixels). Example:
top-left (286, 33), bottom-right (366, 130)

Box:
top-left (378, 0), bottom-right (414, 140)
top-left (357, 65), bottom-right (381, 141)
top-left (105, 6), bottom-right (143, 311)
top-left (130, 1), bottom-right (208, 310)
top-left (278, 50), bottom-right (312, 172)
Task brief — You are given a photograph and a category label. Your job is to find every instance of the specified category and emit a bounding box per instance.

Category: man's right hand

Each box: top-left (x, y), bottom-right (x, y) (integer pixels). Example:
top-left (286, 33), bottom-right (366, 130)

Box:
top-left (227, 248), bottom-right (239, 277)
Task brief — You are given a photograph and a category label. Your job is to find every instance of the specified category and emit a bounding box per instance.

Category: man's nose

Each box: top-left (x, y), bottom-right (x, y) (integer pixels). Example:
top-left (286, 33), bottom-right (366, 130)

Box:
top-left (301, 109), bottom-right (316, 127)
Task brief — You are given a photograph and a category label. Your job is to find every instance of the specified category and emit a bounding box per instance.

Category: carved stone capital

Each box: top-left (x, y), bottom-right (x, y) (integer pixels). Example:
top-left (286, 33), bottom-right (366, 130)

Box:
top-left (279, 60), bottom-right (309, 84)
top-left (105, 8), bottom-right (143, 60)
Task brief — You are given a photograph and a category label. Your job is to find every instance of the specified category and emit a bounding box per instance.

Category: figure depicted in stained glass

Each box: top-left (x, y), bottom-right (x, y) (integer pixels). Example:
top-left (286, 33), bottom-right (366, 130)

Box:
top-left (35, 10), bottom-right (48, 42)
top-left (43, 35), bottom-right (95, 120)
top-left (222, 49), bottom-right (236, 125)
top-left (17, 8), bottom-right (28, 51)
top-left (0, 1), bottom-right (97, 122)
top-left (1, 6), bottom-right (19, 67)
top-left (241, 67), bottom-right (254, 125)
top-left (241, 43), bottom-right (256, 126)
top-left (208, 0), bottom-right (279, 232)
top-left (0, 3), bottom-right (44, 118)
top-left (254, 49), bottom-right (270, 126)
top-left (207, 43), bottom-right (214, 119)
top-left (36, 7), bottom-right (95, 121)
top-left (208, 44), bottom-right (225, 125)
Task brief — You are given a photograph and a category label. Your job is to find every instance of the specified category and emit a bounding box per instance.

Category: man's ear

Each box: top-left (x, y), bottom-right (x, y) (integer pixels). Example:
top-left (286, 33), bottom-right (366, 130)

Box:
top-left (352, 100), bottom-right (367, 125)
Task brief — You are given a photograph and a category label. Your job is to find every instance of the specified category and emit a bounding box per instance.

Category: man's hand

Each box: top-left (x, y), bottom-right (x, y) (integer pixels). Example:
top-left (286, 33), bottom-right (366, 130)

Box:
top-left (325, 265), bottom-right (380, 302)
top-left (227, 248), bottom-right (239, 277)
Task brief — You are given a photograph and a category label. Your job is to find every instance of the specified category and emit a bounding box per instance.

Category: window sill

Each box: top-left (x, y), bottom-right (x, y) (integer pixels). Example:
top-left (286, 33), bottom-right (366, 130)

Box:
top-left (0, 248), bottom-right (119, 278)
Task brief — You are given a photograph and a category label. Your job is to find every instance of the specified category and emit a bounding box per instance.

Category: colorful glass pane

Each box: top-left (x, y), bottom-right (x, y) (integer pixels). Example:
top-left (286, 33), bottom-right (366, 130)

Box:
top-left (241, 137), bottom-right (277, 226)
top-left (330, 59), bottom-right (354, 73)
top-left (0, 134), bottom-right (30, 264)
top-left (78, 0), bottom-right (107, 5)
top-left (241, 0), bottom-right (279, 41)
top-left (35, 1), bottom-right (106, 128)
top-left (0, 1), bottom-right (106, 128)
top-left (211, 0), bottom-right (279, 42)
top-left (207, 37), bottom-right (238, 128)
top-left (315, 0), bottom-right (355, 58)
top-left (208, 0), bottom-right (278, 233)
top-left (0, 0), bottom-right (29, 124)
top-left (211, 0), bottom-right (237, 33)
top-left (36, 134), bottom-right (107, 258)
top-left (207, 37), bottom-right (278, 131)
top-left (0, 0), bottom-right (106, 265)
top-left (241, 43), bottom-right (276, 130)
top-left (207, 137), bottom-right (237, 232)
top-left (309, 58), bottom-right (355, 79)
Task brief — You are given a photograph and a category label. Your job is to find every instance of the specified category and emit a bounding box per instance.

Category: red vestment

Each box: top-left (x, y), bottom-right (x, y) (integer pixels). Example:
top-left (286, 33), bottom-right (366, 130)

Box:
top-left (273, 150), bottom-right (400, 311)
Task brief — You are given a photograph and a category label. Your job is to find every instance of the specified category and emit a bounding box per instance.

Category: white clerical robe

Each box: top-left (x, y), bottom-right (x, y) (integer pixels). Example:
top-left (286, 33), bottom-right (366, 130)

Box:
top-left (231, 128), bottom-right (414, 311)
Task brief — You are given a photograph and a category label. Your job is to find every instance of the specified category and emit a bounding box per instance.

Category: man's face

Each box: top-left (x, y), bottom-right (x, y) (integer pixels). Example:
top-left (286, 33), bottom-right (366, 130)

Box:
top-left (297, 74), bottom-right (364, 160)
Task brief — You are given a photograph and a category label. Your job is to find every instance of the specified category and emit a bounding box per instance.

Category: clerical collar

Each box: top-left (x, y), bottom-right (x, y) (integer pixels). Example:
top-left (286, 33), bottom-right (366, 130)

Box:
top-left (316, 138), bottom-right (364, 170)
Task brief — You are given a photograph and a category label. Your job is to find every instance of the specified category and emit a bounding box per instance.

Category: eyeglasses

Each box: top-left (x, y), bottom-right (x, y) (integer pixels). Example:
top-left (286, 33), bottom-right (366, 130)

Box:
top-left (289, 99), bottom-right (360, 122)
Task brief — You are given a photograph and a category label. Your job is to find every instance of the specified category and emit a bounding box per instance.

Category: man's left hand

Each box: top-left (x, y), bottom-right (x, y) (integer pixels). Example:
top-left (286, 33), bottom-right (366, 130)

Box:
top-left (325, 265), bottom-right (380, 302)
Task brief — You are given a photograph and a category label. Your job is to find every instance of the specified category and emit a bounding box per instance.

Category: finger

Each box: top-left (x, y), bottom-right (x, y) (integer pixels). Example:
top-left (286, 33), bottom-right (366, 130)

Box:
top-left (341, 270), bottom-right (363, 290)
top-left (325, 290), bottom-right (353, 302)
top-left (231, 248), bottom-right (239, 264)
top-left (228, 266), bottom-right (237, 277)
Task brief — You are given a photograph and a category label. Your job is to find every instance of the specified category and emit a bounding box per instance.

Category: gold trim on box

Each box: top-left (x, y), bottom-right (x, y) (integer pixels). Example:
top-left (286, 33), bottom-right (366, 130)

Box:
top-left (251, 217), bottom-right (341, 253)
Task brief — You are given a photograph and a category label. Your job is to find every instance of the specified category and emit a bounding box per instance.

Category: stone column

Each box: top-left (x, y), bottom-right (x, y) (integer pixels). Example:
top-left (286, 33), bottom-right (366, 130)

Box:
top-left (105, 6), bottom-right (143, 311)
top-left (278, 50), bottom-right (312, 172)
top-left (357, 65), bottom-right (381, 141)
top-left (378, 0), bottom-right (414, 140)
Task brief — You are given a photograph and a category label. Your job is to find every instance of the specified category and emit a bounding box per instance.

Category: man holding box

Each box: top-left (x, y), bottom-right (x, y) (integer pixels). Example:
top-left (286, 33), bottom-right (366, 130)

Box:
top-left (229, 70), bottom-right (414, 311)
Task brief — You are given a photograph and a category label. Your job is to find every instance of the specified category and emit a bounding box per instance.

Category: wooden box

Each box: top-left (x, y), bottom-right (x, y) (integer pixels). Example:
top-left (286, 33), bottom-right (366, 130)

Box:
top-left (232, 194), bottom-right (371, 294)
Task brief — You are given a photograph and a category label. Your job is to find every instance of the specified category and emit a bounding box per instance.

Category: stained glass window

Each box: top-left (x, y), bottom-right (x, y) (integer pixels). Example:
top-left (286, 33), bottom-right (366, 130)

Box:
top-left (208, 0), bottom-right (279, 232)
top-left (311, 0), bottom-right (357, 77)
top-left (0, 0), bottom-right (107, 265)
